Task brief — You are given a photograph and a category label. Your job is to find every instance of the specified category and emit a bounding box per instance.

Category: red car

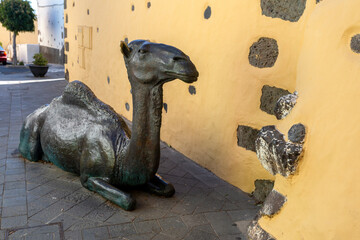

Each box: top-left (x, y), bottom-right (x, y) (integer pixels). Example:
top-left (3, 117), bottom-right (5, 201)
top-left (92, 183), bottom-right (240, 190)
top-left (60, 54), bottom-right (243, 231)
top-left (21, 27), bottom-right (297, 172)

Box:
top-left (0, 46), bottom-right (7, 65)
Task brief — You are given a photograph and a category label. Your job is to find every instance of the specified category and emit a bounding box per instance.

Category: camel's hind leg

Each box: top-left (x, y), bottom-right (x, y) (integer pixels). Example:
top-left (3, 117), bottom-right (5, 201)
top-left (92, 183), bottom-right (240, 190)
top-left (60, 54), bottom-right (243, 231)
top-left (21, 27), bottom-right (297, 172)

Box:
top-left (19, 105), bottom-right (48, 161)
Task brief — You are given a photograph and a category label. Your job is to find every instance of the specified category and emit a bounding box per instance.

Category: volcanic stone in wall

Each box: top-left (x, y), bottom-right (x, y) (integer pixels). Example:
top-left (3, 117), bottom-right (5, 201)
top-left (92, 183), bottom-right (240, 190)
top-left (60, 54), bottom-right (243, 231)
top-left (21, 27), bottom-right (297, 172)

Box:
top-left (274, 91), bottom-right (298, 120)
top-left (260, 85), bottom-right (291, 116)
top-left (350, 34), bottom-right (360, 53)
top-left (204, 6), bottom-right (211, 19)
top-left (249, 38), bottom-right (279, 68)
top-left (261, 0), bottom-right (306, 22)
top-left (255, 125), bottom-right (304, 177)
top-left (188, 85), bottom-right (196, 95)
top-left (253, 179), bottom-right (274, 204)
top-left (237, 125), bottom-right (260, 152)
top-left (288, 123), bottom-right (305, 143)
top-left (247, 220), bottom-right (276, 240)
top-left (260, 190), bottom-right (287, 217)
top-left (65, 42), bottom-right (69, 52)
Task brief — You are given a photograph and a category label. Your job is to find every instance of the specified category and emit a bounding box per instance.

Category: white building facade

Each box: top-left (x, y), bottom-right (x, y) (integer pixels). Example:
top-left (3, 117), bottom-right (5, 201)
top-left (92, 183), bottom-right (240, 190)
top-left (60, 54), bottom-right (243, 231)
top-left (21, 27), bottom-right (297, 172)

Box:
top-left (37, 0), bottom-right (64, 64)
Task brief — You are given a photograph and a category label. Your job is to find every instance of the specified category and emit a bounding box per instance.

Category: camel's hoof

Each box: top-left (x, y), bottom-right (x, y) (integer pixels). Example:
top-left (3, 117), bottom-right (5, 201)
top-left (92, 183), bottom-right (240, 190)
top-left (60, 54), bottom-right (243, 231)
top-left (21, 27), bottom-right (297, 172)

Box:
top-left (162, 183), bottom-right (175, 198)
top-left (143, 174), bottom-right (175, 197)
top-left (123, 197), bottom-right (136, 211)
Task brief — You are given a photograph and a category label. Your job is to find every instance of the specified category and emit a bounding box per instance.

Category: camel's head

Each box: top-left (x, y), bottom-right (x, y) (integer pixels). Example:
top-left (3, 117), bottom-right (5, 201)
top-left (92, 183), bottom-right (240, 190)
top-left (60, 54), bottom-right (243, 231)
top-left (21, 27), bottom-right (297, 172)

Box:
top-left (121, 40), bottom-right (199, 86)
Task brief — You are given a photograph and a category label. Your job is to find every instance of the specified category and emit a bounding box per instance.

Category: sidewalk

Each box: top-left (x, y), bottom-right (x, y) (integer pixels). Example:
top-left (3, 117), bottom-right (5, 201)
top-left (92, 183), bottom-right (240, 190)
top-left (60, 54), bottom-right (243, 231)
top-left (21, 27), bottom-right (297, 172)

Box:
top-left (0, 64), bottom-right (65, 81)
top-left (0, 66), bottom-right (258, 240)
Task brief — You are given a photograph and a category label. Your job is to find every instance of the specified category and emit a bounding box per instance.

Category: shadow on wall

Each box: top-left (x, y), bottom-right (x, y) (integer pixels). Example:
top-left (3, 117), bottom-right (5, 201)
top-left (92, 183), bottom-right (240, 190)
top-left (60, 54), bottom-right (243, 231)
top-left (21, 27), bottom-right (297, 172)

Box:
top-left (40, 45), bottom-right (64, 64)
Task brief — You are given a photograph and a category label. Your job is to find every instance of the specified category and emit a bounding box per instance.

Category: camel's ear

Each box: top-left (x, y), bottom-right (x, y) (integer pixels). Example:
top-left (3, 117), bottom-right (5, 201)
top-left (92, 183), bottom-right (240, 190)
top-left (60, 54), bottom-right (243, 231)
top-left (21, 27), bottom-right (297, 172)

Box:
top-left (120, 41), bottom-right (131, 58)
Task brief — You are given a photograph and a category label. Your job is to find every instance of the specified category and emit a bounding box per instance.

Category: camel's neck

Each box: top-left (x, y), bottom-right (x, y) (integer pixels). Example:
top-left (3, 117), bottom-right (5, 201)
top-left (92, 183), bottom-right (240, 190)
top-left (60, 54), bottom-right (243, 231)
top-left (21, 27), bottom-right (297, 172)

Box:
top-left (125, 78), bottom-right (163, 179)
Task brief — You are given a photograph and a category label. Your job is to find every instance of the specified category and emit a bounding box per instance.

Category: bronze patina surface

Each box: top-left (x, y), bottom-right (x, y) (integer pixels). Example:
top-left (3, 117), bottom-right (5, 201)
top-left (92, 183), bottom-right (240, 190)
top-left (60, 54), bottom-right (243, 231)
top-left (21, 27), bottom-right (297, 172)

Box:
top-left (19, 40), bottom-right (199, 210)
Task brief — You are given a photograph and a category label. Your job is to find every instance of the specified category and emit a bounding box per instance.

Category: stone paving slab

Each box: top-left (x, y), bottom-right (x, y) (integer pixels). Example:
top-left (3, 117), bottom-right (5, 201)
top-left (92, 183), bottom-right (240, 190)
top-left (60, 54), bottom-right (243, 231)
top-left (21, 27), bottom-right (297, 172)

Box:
top-left (0, 74), bottom-right (259, 240)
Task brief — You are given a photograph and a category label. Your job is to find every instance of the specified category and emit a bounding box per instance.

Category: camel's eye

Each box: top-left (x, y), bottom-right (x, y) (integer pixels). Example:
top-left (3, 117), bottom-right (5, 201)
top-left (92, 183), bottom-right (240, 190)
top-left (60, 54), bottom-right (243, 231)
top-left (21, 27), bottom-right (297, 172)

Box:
top-left (138, 49), bottom-right (147, 54)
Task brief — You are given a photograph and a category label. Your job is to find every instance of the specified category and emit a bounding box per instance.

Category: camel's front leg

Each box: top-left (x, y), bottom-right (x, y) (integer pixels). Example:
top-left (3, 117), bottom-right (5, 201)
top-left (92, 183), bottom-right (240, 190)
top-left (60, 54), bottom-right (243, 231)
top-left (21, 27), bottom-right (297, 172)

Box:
top-left (84, 177), bottom-right (136, 211)
top-left (80, 129), bottom-right (136, 210)
top-left (142, 174), bottom-right (175, 197)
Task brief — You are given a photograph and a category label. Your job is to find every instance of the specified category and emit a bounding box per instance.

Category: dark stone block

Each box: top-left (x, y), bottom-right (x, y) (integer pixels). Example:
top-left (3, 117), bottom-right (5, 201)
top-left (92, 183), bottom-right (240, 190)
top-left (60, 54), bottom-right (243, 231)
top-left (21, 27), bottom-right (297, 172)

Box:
top-left (350, 34), bottom-right (360, 53)
top-left (163, 103), bottom-right (168, 113)
top-left (147, 2), bottom-right (151, 8)
top-left (288, 123), bottom-right (305, 143)
top-left (249, 38), bottom-right (279, 68)
top-left (131, 5), bottom-right (135, 11)
top-left (237, 125), bottom-right (260, 152)
top-left (261, 0), bottom-right (306, 22)
top-left (189, 85), bottom-right (196, 95)
top-left (204, 6), bottom-right (211, 19)
top-left (274, 92), bottom-right (298, 120)
top-left (107, 76), bottom-right (110, 84)
top-left (316, 0), bottom-right (322, 3)
top-left (255, 125), bottom-right (303, 177)
top-left (247, 220), bottom-right (276, 240)
top-left (87, 9), bottom-right (89, 15)
top-left (65, 69), bottom-right (69, 81)
top-left (66, 14), bottom-right (68, 23)
top-left (64, 28), bottom-right (67, 38)
top-left (125, 103), bottom-right (130, 111)
top-left (260, 85), bottom-right (291, 115)
top-left (260, 190), bottom-right (287, 217)
top-left (65, 42), bottom-right (69, 52)
top-left (64, 0), bottom-right (67, 9)
top-left (252, 179), bottom-right (274, 203)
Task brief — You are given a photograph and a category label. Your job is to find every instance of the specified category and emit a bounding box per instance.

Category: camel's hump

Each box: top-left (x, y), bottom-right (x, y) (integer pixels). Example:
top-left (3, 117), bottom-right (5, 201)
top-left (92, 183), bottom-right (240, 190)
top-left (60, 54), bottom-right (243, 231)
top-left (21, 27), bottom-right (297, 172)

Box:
top-left (61, 80), bottom-right (131, 137)
top-left (62, 80), bottom-right (99, 108)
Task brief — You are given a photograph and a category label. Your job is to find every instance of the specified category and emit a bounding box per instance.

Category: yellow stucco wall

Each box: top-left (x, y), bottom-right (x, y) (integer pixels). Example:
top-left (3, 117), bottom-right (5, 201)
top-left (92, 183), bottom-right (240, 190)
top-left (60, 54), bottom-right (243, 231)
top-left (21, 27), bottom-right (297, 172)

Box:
top-left (258, 0), bottom-right (360, 239)
top-left (65, 1), bottom-right (360, 237)
top-left (65, 0), bottom-right (322, 193)
top-left (0, 22), bottom-right (38, 49)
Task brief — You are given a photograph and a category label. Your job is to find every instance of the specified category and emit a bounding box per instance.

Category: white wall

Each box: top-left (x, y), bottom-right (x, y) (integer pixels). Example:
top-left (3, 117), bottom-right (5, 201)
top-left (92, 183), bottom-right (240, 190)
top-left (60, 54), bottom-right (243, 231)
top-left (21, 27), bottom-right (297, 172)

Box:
top-left (37, 0), bottom-right (64, 50)
top-left (18, 44), bottom-right (40, 64)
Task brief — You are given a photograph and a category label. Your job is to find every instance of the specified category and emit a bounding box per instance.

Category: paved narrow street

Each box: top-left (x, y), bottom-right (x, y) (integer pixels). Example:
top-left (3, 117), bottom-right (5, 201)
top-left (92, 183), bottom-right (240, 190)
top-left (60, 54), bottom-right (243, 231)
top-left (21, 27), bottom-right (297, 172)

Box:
top-left (0, 65), bottom-right (258, 240)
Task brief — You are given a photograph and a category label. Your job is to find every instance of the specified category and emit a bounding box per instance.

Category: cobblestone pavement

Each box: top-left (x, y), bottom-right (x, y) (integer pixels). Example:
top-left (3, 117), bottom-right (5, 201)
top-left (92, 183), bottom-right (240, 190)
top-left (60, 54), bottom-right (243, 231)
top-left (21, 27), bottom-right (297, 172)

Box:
top-left (0, 67), bottom-right (259, 240)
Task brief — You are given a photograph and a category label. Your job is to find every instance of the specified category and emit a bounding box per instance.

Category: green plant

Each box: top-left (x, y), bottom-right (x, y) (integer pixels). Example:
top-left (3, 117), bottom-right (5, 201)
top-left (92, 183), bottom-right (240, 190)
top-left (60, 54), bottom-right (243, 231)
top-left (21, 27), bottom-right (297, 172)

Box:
top-left (0, 0), bottom-right (36, 65)
top-left (32, 53), bottom-right (48, 66)
top-left (19, 61), bottom-right (24, 65)
top-left (0, 41), bottom-right (2, 47)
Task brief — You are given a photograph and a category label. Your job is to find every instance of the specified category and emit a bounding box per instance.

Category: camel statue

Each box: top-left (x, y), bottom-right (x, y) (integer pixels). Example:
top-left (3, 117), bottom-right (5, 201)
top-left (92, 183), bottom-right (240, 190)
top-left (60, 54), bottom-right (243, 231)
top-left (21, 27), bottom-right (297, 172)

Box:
top-left (19, 40), bottom-right (199, 210)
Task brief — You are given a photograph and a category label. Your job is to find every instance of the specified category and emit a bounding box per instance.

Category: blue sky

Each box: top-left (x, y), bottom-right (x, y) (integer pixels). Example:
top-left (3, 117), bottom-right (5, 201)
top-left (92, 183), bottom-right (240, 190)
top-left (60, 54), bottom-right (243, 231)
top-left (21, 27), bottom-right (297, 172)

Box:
top-left (28, 0), bottom-right (37, 13)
